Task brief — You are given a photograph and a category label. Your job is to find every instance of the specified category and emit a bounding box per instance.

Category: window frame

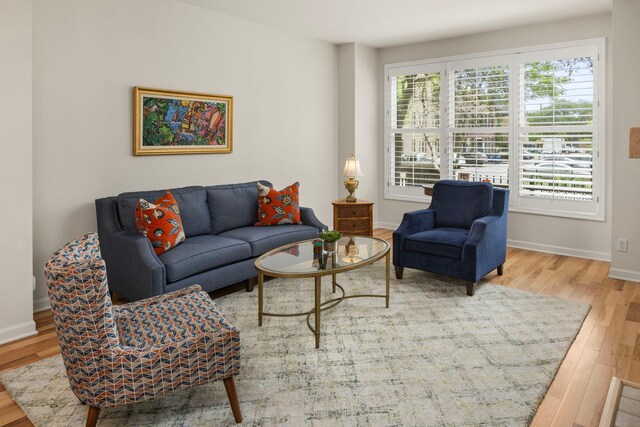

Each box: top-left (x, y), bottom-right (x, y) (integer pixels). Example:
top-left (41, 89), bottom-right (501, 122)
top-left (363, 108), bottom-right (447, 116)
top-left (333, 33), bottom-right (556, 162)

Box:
top-left (383, 38), bottom-right (606, 221)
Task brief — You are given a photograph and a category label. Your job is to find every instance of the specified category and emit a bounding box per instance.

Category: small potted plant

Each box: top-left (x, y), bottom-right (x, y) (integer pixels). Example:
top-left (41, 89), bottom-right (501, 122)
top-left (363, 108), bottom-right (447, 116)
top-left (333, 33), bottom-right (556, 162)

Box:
top-left (318, 229), bottom-right (342, 253)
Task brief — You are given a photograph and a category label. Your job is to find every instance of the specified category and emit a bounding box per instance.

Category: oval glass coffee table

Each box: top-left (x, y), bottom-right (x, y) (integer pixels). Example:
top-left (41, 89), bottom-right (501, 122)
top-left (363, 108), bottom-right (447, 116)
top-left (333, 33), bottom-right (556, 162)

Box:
top-left (254, 236), bottom-right (390, 349)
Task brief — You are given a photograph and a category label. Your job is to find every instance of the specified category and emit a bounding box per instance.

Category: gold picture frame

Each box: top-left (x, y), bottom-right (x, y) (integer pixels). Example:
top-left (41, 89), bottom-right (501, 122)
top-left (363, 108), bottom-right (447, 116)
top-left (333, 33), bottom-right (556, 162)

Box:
top-left (133, 87), bottom-right (233, 155)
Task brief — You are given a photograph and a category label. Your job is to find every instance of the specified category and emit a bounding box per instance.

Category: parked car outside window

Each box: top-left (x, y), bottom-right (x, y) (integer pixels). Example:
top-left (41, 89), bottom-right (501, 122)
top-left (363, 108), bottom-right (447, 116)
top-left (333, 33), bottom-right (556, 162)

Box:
top-left (460, 151), bottom-right (488, 165)
top-left (524, 162), bottom-right (591, 175)
top-left (539, 156), bottom-right (591, 169)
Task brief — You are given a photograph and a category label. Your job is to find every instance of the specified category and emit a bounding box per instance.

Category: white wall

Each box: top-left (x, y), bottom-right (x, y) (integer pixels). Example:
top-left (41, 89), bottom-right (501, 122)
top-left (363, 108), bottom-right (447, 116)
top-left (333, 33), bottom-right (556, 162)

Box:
top-left (377, 14), bottom-right (613, 261)
top-left (337, 43), bottom-right (379, 219)
top-left (337, 44), bottom-right (356, 204)
top-left (31, 0), bottom-right (339, 307)
top-left (0, 0), bottom-right (36, 343)
top-left (353, 45), bottom-right (380, 220)
top-left (610, 0), bottom-right (640, 281)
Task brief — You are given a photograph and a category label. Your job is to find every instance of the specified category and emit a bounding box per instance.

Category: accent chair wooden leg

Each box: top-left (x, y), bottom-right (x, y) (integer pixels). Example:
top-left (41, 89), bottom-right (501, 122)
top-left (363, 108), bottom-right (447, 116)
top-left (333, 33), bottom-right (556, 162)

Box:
top-left (245, 277), bottom-right (256, 292)
top-left (466, 281), bottom-right (476, 297)
top-left (394, 266), bottom-right (404, 279)
top-left (223, 377), bottom-right (242, 423)
top-left (497, 264), bottom-right (504, 276)
top-left (86, 406), bottom-right (100, 427)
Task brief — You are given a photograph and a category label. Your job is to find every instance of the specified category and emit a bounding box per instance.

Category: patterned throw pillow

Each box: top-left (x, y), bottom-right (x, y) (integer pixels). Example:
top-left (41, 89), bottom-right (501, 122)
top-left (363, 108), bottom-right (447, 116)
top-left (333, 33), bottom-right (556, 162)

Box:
top-left (255, 182), bottom-right (302, 226)
top-left (135, 192), bottom-right (186, 255)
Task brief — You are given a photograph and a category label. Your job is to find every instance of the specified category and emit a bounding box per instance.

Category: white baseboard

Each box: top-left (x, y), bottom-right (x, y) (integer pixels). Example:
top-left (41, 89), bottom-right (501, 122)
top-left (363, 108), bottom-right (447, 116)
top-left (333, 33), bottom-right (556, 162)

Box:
top-left (376, 222), bottom-right (399, 230)
top-left (507, 239), bottom-right (611, 261)
top-left (373, 223), bottom-right (612, 262)
top-left (608, 268), bottom-right (640, 283)
top-left (33, 296), bottom-right (51, 313)
top-left (0, 320), bottom-right (37, 345)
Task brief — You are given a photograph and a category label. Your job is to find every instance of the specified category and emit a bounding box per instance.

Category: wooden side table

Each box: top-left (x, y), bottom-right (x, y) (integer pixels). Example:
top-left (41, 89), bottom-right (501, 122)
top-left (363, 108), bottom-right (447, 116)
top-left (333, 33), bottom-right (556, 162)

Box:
top-left (332, 199), bottom-right (373, 236)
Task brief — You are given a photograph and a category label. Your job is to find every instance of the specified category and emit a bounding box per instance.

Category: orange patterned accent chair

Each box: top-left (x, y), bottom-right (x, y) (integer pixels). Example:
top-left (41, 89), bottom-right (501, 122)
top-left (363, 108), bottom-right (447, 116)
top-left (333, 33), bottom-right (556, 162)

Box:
top-left (45, 232), bottom-right (242, 426)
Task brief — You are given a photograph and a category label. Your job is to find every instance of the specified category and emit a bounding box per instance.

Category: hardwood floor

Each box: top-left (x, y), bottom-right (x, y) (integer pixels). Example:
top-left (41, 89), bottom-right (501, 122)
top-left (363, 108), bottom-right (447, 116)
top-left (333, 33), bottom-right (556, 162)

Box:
top-left (0, 228), bottom-right (635, 426)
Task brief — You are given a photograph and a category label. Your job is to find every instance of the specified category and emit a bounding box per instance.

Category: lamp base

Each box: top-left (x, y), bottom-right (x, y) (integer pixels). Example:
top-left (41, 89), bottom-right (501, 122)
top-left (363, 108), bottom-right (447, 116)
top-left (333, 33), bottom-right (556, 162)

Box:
top-left (344, 178), bottom-right (359, 203)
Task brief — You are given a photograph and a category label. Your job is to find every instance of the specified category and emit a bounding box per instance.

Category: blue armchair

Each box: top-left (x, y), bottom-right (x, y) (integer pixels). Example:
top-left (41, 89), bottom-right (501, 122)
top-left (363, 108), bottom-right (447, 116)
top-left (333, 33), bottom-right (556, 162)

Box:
top-left (393, 180), bottom-right (509, 296)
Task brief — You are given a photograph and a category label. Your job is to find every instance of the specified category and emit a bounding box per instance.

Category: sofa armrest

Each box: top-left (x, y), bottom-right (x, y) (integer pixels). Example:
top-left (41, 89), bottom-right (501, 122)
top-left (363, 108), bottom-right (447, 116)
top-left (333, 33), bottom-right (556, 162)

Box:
top-left (465, 215), bottom-right (501, 247)
top-left (462, 213), bottom-right (508, 280)
top-left (96, 196), bottom-right (122, 234)
top-left (103, 231), bottom-right (166, 301)
top-left (393, 209), bottom-right (435, 264)
top-left (96, 197), bottom-right (167, 301)
top-left (464, 187), bottom-right (509, 253)
top-left (393, 209), bottom-right (435, 238)
top-left (462, 187), bottom-right (510, 278)
top-left (300, 206), bottom-right (327, 230)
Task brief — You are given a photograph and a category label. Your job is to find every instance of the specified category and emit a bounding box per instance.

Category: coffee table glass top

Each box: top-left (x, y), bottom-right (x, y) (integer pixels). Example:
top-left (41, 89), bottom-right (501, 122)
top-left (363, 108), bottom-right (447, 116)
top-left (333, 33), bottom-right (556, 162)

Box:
top-left (255, 236), bottom-right (389, 276)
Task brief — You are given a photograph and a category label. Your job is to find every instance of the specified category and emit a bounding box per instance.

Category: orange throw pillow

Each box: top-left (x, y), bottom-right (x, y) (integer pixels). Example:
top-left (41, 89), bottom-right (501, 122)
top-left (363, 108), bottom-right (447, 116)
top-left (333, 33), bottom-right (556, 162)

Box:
top-left (255, 182), bottom-right (301, 226)
top-left (135, 192), bottom-right (186, 255)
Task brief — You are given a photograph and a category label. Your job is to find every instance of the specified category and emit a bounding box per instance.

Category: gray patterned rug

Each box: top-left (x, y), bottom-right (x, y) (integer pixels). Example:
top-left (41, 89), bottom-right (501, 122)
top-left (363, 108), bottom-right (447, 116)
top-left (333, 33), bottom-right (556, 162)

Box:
top-left (0, 264), bottom-right (589, 426)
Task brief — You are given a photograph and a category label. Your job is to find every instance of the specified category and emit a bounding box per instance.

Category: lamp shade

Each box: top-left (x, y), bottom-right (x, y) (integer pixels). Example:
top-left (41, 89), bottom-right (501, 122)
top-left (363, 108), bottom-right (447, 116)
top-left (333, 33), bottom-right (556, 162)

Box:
top-left (342, 156), bottom-right (364, 177)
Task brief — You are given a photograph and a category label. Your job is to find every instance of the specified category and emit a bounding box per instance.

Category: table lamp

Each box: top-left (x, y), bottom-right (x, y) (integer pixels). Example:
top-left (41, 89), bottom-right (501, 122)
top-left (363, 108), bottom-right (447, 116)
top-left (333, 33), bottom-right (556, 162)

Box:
top-left (342, 155), bottom-right (364, 202)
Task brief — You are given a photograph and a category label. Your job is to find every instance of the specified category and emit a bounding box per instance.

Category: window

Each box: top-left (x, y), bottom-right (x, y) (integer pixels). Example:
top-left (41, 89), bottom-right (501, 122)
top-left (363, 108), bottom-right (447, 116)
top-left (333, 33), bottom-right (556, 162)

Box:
top-left (384, 39), bottom-right (604, 220)
top-left (448, 57), bottom-right (511, 186)
top-left (516, 46), bottom-right (599, 217)
top-left (388, 64), bottom-right (443, 198)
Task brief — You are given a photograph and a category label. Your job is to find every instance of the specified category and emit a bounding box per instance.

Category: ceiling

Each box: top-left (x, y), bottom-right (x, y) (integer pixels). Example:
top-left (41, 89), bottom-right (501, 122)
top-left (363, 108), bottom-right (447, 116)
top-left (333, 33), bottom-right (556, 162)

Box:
top-left (178, 0), bottom-right (611, 48)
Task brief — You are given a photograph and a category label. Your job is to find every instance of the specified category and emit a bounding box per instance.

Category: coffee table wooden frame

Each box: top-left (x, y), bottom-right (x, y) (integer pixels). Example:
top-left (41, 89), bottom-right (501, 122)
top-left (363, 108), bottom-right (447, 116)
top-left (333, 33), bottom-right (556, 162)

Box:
top-left (254, 237), bottom-right (390, 349)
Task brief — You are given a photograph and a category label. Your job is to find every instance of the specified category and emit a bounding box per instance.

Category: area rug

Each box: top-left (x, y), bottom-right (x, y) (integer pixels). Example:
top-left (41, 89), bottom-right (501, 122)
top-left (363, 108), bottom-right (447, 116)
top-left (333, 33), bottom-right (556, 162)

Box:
top-left (0, 265), bottom-right (589, 426)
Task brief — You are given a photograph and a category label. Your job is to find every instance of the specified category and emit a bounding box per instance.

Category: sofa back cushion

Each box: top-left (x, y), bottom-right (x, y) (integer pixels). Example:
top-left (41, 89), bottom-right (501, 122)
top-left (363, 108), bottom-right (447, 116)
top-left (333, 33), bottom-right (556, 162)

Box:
top-left (117, 186), bottom-right (211, 237)
top-left (206, 180), bottom-right (272, 234)
top-left (431, 180), bottom-right (493, 229)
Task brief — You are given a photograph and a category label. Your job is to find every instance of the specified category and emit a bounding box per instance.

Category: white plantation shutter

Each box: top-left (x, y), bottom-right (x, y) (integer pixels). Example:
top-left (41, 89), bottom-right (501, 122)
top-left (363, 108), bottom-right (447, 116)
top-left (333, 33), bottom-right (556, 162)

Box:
top-left (386, 63), bottom-right (444, 199)
top-left (514, 44), bottom-right (602, 218)
top-left (447, 57), bottom-right (511, 186)
top-left (384, 39), bottom-right (604, 220)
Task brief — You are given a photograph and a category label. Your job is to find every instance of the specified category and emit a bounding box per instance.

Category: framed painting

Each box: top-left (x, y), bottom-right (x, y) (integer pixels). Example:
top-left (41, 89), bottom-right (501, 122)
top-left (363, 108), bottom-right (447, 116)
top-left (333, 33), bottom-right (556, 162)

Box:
top-left (133, 87), bottom-right (233, 155)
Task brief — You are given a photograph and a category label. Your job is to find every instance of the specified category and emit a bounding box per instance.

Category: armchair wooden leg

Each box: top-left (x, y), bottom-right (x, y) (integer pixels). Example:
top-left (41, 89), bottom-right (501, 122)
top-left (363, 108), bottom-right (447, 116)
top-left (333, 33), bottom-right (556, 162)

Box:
top-left (86, 406), bottom-right (100, 427)
top-left (245, 278), bottom-right (256, 292)
top-left (466, 281), bottom-right (476, 296)
top-left (497, 264), bottom-right (504, 276)
top-left (394, 266), bottom-right (404, 280)
top-left (223, 377), bottom-right (242, 423)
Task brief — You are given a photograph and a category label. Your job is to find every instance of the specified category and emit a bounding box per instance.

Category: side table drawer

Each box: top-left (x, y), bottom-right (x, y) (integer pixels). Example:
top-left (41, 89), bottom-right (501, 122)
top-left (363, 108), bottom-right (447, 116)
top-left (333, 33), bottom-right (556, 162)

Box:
top-left (337, 205), bottom-right (370, 218)
top-left (337, 218), bottom-right (370, 233)
top-left (347, 230), bottom-right (370, 236)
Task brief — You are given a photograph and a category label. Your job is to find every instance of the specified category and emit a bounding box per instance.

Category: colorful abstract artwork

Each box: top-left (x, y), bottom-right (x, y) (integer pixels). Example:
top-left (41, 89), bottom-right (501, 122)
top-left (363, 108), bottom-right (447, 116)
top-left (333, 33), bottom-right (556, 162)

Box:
top-left (134, 87), bottom-right (233, 155)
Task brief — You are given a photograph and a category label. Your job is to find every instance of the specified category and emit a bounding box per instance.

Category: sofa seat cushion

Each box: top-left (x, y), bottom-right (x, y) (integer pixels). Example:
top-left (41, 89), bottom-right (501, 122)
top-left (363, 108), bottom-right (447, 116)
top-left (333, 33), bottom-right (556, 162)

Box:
top-left (114, 289), bottom-right (233, 348)
top-left (404, 228), bottom-right (470, 259)
top-left (219, 225), bottom-right (319, 257)
top-left (158, 235), bottom-right (252, 282)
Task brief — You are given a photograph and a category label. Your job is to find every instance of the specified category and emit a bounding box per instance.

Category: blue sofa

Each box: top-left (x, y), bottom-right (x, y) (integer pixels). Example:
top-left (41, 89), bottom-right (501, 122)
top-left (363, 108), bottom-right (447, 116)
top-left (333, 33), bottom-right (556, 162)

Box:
top-left (393, 180), bottom-right (509, 296)
top-left (95, 180), bottom-right (326, 301)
